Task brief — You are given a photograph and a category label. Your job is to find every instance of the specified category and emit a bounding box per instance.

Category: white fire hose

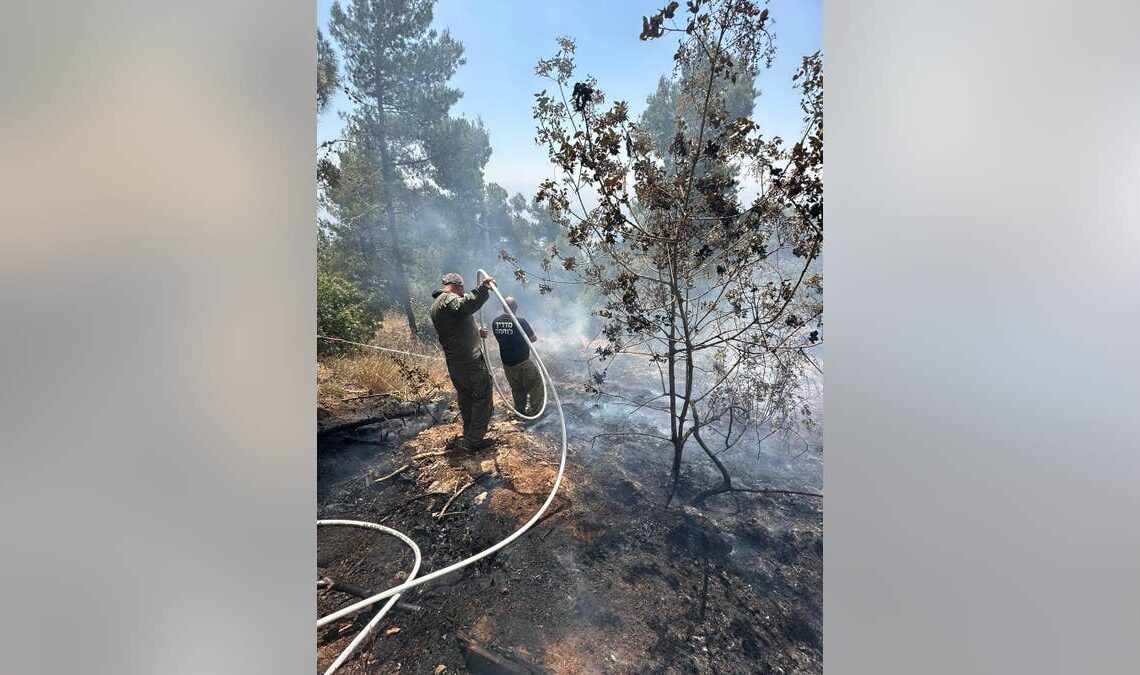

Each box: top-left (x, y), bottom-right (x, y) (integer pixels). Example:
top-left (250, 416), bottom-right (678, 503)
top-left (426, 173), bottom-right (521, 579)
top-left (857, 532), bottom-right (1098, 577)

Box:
top-left (316, 269), bottom-right (567, 674)
top-left (315, 520), bottom-right (422, 674)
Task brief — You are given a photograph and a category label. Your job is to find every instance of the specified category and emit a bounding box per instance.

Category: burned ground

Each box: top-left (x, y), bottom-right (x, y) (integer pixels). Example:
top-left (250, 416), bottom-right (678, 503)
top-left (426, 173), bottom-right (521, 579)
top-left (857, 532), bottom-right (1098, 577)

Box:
top-left (317, 375), bottom-right (821, 674)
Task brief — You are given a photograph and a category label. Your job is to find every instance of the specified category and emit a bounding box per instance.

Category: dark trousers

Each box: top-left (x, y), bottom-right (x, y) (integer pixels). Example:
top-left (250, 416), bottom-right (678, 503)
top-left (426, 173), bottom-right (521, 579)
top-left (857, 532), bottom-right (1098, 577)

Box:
top-left (447, 357), bottom-right (493, 443)
top-left (503, 356), bottom-right (544, 416)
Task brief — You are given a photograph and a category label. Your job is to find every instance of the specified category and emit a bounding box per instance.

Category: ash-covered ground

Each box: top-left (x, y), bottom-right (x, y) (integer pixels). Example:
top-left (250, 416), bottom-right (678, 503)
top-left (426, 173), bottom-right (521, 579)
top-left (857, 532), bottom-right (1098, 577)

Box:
top-left (317, 344), bottom-right (822, 674)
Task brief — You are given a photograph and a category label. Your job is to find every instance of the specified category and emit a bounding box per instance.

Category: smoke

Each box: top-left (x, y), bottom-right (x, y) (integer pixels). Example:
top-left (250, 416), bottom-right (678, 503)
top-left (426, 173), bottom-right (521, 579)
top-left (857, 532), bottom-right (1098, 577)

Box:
top-left (377, 180), bottom-right (823, 493)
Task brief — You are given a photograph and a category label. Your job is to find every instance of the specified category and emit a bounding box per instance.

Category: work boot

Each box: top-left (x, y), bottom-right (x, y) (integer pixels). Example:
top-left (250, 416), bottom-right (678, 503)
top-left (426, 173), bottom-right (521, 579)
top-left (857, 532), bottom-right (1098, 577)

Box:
top-left (462, 437), bottom-right (495, 452)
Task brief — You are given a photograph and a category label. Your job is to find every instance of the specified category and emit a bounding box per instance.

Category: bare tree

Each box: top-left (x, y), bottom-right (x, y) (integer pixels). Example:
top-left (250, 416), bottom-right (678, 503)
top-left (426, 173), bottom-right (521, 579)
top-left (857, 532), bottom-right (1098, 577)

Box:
top-left (513, 0), bottom-right (823, 505)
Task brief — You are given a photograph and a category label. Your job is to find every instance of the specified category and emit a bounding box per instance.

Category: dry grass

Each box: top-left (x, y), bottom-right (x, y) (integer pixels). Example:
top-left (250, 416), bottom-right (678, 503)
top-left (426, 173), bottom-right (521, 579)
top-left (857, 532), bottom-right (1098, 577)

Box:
top-left (318, 310), bottom-right (449, 411)
top-left (318, 381), bottom-right (348, 399)
top-left (331, 354), bottom-right (439, 395)
top-left (374, 309), bottom-right (444, 356)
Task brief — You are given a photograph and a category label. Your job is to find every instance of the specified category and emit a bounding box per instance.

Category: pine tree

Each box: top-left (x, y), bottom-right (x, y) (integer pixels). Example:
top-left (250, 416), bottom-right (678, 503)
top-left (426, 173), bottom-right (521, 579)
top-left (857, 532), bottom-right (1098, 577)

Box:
top-left (328, 0), bottom-right (465, 336)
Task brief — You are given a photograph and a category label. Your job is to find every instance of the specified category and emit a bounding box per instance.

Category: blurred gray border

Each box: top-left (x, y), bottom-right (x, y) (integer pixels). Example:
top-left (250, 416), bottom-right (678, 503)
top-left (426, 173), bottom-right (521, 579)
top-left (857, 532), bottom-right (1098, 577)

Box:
top-left (0, 1), bottom-right (316, 672)
top-left (1, 1), bottom-right (1138, 673)
top-left (825, 1), bottom-right (1140, 673)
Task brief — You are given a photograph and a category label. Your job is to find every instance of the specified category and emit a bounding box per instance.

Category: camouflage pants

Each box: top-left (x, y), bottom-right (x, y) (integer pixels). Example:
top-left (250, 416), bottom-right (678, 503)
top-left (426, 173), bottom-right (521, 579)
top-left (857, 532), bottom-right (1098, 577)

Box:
top-left (447, 357), bottom-right (493, 443)
top-left (504, 356), bottom-right (544, 416)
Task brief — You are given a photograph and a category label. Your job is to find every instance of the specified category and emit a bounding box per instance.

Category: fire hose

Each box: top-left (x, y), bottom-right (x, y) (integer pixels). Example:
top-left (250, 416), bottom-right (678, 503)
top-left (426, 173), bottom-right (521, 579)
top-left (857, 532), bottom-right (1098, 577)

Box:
top-left (315, 521), bottom-right (421, 674)
top-left (316, 269), bottom-right (567, 674)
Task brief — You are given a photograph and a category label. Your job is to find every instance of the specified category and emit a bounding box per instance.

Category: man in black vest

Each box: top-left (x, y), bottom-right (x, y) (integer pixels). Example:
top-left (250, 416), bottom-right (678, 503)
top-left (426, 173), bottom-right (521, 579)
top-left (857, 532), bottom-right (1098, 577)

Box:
top-left (491, 296), bottom-right (544, 417)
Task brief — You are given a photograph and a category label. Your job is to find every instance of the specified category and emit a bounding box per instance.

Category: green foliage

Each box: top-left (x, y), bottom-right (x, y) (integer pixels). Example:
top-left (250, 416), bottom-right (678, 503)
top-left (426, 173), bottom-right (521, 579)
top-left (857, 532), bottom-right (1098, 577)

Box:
top-left (317, 264), bottom-right (377, 356)
top-left (318, 0), bottom-right (574, 338)
top-left (427, 117), bottom-right (492, 198)
top-left (329, 0), bottom-right (466, 170)
top-left (317, 29), bottom-right (340, 114)
top-left (424, 118), bottom-right (495, 271)
top-left (325, 0), bottom-right (469, 335)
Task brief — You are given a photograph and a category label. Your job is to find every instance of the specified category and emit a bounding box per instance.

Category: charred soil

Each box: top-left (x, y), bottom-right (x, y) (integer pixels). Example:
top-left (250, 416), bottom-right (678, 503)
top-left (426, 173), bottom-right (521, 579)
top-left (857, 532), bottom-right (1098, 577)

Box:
top-left (317, 388), bottom-right (821, 674)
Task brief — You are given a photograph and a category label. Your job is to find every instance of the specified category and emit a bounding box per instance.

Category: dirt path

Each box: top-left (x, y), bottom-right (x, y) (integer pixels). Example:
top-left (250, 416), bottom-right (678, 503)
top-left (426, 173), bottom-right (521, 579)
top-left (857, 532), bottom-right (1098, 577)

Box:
top-left (317, 393), bottom-right (822, 674)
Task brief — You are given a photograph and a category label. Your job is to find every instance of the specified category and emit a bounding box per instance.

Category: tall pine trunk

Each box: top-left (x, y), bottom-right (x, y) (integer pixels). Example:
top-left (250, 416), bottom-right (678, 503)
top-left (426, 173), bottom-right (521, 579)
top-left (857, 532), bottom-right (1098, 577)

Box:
top-left (374, 97), bottom-right (418, 337)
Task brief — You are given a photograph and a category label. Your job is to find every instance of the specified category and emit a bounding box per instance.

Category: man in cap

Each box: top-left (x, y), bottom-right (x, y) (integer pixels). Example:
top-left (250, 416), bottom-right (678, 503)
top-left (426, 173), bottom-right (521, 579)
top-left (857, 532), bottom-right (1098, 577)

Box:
top-left (491, 296), bottom-right (544, 418)
top-left (430, 272), bottom-right (497, 451)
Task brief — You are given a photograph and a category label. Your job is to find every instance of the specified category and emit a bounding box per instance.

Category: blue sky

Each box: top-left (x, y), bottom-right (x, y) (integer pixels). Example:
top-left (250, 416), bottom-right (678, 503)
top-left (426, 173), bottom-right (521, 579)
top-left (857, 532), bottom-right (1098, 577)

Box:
top-left (317, 0), bottom-right (821, 199)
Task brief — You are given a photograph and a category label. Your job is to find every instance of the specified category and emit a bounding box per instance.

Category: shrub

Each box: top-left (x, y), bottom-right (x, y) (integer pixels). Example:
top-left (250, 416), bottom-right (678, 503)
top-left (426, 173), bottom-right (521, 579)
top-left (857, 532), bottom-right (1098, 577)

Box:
top-left (317, 267), bottom-right (377, 356)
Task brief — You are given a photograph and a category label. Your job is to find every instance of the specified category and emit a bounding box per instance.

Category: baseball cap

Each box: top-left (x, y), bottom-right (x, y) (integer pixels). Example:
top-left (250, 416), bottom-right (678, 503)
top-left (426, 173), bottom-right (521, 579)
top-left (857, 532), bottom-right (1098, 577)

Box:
top-left (441, 272), bottom-right (464, 285)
